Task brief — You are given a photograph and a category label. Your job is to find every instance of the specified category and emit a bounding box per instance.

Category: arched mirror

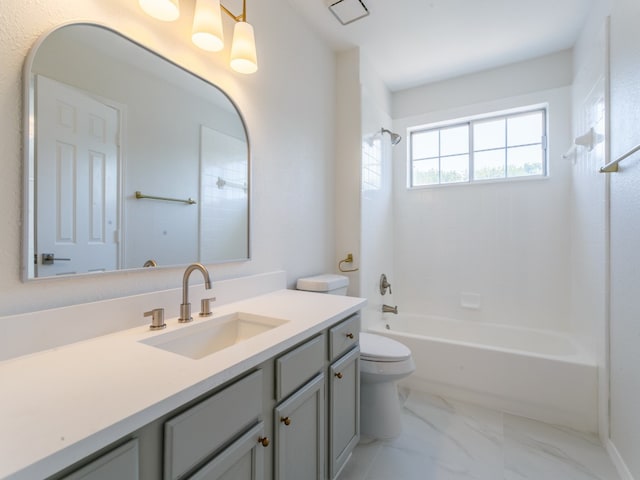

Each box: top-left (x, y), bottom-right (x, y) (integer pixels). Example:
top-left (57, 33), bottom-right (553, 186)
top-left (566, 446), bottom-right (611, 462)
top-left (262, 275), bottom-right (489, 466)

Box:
top-left (23, 23), bottom-right (250, 280)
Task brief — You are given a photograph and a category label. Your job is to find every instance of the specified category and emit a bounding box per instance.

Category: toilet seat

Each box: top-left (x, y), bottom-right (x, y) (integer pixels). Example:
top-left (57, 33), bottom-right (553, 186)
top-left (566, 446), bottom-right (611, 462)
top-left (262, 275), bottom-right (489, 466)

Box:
top-left (360, 332), bottom-right (411, 362)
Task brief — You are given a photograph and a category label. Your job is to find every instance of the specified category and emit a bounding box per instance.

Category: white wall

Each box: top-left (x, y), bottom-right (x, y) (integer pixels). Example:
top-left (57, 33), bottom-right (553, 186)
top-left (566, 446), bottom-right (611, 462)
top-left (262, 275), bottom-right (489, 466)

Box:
top-left (393, 50), bottom-right (574, 119)
top-left (608, 0), bottom-right (640, 477)
top-left (358, 54), bottom-right (395, 329)
top-left (390, 53), bottom-right (573, 332)
top-left (570, 2), bottom-right (610, 442)
top-left (0, 0), bottom-right (336, 315)
top-left (333, 49), bottom-right (397, 321)
top-left (334, 49), bottom-right (362, 297)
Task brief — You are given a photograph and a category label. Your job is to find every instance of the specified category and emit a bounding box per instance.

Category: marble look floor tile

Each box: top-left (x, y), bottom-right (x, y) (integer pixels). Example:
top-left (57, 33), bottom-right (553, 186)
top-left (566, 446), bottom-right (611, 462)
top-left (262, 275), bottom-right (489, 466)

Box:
top-left (338, 388), bottom-right (620, 480)
top-left (373, 391), bottom-right (503, 480)
top-left (503, 414), bottom-right (620, 480)
top-left (340, 390), bottom-right (504, 480)
top-left (402, 390), bottom-right (504, 445)
top-left (337, 436), bottom-right (382, 480)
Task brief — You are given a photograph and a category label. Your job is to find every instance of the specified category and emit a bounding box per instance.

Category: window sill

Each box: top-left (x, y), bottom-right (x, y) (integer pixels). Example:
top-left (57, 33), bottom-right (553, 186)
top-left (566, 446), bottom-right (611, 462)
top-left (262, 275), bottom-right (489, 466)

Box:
top-left (408, 174), bottom-right (550, 190)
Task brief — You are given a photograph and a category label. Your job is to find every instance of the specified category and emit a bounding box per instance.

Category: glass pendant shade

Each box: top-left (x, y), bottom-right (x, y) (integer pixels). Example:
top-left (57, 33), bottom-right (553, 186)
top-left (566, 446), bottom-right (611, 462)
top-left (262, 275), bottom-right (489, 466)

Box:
top-left (192, 0), bottom-right (225, 52)
top-left (230, 22), bottom-right (258, 74)
top-left (139, 0), bottom-right (180, 21)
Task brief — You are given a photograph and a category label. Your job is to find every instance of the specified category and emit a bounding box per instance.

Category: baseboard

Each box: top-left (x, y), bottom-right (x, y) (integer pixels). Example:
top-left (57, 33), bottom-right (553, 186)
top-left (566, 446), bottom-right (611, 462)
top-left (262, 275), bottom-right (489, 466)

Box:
top-left (605, 438), bottom-right (635, 480)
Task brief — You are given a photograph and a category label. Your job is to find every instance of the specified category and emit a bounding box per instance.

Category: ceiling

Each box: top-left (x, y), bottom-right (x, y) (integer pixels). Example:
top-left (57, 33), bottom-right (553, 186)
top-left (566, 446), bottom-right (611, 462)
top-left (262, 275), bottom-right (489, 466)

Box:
top-left (286, 0), bottom-right (596, 92)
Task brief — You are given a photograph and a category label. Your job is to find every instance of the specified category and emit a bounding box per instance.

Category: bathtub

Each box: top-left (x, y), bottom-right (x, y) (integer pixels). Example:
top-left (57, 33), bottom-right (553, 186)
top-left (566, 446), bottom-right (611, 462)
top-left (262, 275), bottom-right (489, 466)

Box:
top-left (367, 313), bottom-right (598, 433)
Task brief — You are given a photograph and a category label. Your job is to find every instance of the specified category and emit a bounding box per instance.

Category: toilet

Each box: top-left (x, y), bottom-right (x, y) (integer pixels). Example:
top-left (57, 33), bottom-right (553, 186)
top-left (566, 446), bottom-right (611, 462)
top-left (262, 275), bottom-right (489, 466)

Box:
top-left (296, 274), bottom-right (416, 439)
top-left (358, 331), bottom-right (415, 438)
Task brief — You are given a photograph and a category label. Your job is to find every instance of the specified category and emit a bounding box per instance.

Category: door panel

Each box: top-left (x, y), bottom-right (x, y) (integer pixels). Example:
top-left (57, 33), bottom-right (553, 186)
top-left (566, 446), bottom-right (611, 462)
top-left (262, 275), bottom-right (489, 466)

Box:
top-left (35, 75), bottom-right (120, 276)
top-left (187, 422), bottom-right (265, 480)
top-left (274, 374), bottom-right (325, 480)
top-left (329, 347), bottom-right (360, 479)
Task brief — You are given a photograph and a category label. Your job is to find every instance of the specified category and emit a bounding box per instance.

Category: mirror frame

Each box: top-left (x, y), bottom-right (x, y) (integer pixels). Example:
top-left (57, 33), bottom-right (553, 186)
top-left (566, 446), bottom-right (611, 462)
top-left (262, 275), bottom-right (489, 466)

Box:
top-left (22, 22), bottom-right (252, 281)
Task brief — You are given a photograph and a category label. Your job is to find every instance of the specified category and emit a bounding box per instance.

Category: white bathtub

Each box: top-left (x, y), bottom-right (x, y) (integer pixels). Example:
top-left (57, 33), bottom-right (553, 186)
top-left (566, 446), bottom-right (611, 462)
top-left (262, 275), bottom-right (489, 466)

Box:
top-left (367, 313), bottom-right (598, 433)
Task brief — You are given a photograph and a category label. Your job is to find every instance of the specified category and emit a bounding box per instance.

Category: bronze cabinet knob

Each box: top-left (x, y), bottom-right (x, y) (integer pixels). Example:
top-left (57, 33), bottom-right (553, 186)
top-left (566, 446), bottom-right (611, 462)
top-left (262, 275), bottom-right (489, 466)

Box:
top-left (281, 416), bottom-right (291, 426)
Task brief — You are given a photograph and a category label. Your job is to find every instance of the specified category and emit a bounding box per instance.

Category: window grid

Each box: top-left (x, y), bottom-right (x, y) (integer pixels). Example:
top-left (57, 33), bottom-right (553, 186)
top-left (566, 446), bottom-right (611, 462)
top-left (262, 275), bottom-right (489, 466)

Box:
top-left (409, 108), bottom-right (547, 187)
top-left (469, 122), bottom-right (475, 183)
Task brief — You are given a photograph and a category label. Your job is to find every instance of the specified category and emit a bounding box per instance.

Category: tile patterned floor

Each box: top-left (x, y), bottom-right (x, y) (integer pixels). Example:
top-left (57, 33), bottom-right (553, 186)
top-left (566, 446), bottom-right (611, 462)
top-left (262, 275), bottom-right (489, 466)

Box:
top-left (338, 389), bottom-right (621, 480)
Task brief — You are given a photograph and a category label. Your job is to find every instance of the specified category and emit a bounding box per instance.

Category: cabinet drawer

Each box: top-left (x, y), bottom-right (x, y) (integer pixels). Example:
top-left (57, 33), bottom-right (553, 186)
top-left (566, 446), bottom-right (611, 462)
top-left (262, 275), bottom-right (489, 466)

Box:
top-left (164, 370), bottom-right (263, 480)
top-left (276, 334), bottom-right (325, 400)
top-left (329, 313), bottom-right (360, 361)
top-left (60, 439), bottom-right (138, 480)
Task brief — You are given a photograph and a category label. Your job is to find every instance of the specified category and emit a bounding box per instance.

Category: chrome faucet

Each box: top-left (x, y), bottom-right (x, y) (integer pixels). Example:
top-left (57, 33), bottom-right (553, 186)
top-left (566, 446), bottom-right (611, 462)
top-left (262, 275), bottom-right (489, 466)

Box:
top-left (179, 263), bottom-right (212, 323)
top-left (382, 304), bottom-right (398, 314)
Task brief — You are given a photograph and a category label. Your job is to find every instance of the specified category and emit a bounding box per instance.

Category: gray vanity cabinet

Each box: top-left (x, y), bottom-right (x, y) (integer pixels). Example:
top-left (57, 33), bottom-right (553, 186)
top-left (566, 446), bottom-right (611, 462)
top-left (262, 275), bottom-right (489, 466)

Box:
top-left (47, 311), bottom-right (361, 480)
top-left (273, 333), bottom-right (327, 480)
top-left (273, 312), bottom-right (361, 480)
top-left (59, 440), bottom-right (139, 480)
top-left (329, 347), bottom-right (360, 480)
top-left (274, 374), bottom-right (326, 480)
top-left (163, 370), bottom-right (263, 480)
top-left (327, 312), bottom-right (360, 480)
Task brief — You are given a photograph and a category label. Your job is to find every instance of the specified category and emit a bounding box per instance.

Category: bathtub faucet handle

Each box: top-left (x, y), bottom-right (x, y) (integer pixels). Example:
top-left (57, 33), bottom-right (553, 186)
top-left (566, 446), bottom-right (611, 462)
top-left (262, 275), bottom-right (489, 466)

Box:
top-left (382, 304), bottom-right (398, 314)
top-left (380, 274), bottom-right (392, 295)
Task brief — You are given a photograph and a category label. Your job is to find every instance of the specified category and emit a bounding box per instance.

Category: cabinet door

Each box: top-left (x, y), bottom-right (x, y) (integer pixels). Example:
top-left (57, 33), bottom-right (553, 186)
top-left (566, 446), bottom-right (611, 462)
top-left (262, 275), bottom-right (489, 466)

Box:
top-left (186, 422), bottom-right (266, 480)
top-left (60, 439), bottom-right (138, 480)
top-left (329, 347), bottom-right (360, 480)
top-left (274, 373), bottom-right (325, 480)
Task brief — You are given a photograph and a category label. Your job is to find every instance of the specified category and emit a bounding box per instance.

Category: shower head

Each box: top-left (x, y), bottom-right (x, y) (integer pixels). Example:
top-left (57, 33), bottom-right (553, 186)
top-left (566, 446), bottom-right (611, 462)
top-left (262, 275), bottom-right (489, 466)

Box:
top-left (381, 128), bottom-right (402, 146)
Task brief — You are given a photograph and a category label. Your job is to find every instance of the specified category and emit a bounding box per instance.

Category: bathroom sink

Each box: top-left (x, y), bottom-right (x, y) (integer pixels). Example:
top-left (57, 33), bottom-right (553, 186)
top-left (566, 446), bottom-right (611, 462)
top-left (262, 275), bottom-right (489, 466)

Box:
top-left (139, 312), bottom-right (289, 360)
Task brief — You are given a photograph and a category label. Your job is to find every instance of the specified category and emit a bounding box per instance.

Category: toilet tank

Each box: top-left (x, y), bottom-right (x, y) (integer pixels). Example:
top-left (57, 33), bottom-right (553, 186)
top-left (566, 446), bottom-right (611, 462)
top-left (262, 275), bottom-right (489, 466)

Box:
top-left (296, 274), bottom-right (349, 296)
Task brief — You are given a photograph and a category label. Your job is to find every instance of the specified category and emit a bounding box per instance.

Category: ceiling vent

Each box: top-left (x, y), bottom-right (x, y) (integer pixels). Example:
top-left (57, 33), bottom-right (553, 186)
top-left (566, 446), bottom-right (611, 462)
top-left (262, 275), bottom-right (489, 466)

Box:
top-left (328, 0), bottom-right (369, 25)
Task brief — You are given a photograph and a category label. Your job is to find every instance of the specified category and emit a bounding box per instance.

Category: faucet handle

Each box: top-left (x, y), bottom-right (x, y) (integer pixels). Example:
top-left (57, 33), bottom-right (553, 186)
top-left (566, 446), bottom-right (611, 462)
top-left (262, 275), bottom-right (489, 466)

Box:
top-left (144, 308), bottom-right (166, 330)
top-left (380, 274), bottom-right (392, 295)
top-left (199, 297), bottom-right (216, 317)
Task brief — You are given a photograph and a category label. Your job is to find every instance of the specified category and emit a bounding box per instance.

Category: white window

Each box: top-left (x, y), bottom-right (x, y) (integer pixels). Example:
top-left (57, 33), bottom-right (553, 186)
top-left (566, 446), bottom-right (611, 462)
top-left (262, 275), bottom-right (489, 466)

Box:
top-left (409, 107), bottom-right (547, 187)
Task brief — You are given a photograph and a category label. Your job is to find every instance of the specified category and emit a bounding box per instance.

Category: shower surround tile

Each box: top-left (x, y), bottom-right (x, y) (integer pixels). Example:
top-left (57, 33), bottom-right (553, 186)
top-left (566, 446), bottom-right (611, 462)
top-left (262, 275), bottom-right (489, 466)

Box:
top-left (338, 389), bottom-right (620, 480)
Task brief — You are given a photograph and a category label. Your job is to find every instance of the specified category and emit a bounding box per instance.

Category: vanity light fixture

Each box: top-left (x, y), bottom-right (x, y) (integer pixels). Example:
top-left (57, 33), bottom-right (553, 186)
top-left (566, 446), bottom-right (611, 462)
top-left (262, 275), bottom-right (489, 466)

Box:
top-left (139, 0), bottom-right (258, 74)
top-left (192, 0), bottom-right (225, 52)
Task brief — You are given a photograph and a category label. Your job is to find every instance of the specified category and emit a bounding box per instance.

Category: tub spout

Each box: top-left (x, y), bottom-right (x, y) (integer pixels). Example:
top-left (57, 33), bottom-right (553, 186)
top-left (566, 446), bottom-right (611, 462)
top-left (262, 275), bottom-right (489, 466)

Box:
top-left (382, 304), bottom-right (398, 314)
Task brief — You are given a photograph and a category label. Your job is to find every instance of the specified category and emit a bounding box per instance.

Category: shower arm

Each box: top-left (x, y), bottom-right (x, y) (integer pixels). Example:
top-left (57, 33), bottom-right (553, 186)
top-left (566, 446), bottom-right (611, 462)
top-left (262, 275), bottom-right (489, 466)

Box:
top-left (381, 128), bottom-right (402, 145)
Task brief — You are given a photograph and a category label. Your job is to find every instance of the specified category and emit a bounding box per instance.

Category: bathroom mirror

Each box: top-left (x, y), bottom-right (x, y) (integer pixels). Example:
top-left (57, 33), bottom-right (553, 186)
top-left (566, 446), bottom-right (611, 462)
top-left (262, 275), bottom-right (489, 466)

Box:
top-left (23, 23), bottom-right (250, 279)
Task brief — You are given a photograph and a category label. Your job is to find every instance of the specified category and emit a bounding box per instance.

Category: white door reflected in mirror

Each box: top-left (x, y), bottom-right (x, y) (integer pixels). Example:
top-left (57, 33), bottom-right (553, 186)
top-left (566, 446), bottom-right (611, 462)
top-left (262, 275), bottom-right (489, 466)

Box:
top-left (36, 76), bottom-right (120, 277)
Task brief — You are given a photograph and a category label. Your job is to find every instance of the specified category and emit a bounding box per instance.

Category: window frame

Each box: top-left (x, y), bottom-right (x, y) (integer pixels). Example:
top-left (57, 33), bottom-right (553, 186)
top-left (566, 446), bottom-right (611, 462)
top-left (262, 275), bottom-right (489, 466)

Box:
top-left (407, 106), bottom-right (548, 188)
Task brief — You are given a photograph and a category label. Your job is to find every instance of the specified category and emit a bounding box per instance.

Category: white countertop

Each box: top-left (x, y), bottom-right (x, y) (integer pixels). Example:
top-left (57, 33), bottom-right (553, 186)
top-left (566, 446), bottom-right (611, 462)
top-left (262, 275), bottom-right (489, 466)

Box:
top-left (0, 289), bottom-right (365, 480)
